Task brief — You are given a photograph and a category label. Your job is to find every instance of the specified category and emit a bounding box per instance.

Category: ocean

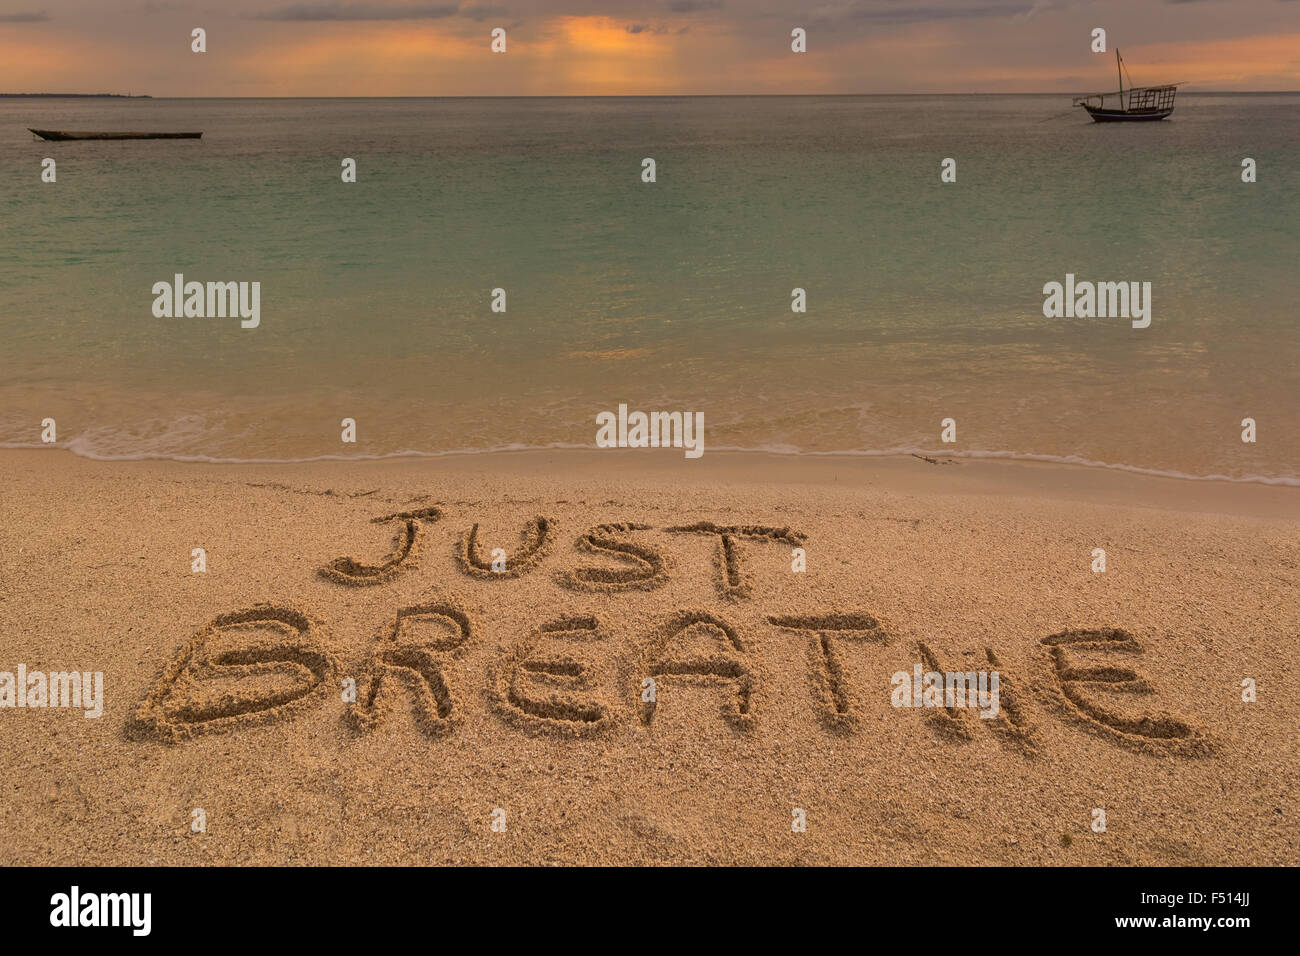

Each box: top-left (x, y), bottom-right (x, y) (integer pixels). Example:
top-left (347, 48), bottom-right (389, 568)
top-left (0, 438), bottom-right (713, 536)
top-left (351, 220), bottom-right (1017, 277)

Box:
top-left (1, 94), bottom-right (1296, 482)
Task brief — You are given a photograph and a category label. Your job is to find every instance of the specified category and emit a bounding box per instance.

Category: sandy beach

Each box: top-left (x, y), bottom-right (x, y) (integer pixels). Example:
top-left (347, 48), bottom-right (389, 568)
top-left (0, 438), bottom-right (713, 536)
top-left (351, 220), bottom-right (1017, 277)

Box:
top-left (0, 447), bottom-right (1295, 865)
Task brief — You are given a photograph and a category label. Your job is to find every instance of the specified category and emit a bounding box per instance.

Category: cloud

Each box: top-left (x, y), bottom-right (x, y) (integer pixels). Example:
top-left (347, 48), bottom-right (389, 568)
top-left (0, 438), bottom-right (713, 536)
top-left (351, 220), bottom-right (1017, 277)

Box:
top-left (840, 2), bottom-right (1033, 23)
top-left (795, 1), bottom-right (1033, 25)
top-left (626, 22), bottom-right (668, 34)
top-left (253, 2), bottom-right (463, 20)
top-left (668, 0), bottom-right (722, 11)
top-left (458, 2), bottom-right (508, 19)
top-left (0, 11), bottom-right (49, 21)
top-left (1016, 0), bottom-right (1071, 17)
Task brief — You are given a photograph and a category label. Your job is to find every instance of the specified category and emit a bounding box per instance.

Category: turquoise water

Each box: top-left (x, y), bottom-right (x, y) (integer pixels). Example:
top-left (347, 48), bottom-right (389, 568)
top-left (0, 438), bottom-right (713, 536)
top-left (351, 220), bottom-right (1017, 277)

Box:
top-left (1, 95), bottom-right (1296, 481)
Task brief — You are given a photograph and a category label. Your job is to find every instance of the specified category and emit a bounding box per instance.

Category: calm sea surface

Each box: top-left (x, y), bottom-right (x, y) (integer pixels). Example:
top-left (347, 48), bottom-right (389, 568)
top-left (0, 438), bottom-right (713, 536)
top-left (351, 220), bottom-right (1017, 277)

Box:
top-left (1, 95), bottom-right (1296, 482)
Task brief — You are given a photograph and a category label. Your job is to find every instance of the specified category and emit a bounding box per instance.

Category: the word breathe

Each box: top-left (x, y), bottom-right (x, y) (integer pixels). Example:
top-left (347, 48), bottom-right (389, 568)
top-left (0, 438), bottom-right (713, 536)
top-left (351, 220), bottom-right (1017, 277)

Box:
top-left (0, 665), bottom-right (103, 718)
top-left (595, 403), bottom-right (705, 459)
top-left (50, 886), bottom-right (151, 936)
top-left (152, 274), bottom-right (260, 329)
top-left (891, 663), bottom-right (1000, 719)
top-left (1042, 273), bottom-right (1151, 329)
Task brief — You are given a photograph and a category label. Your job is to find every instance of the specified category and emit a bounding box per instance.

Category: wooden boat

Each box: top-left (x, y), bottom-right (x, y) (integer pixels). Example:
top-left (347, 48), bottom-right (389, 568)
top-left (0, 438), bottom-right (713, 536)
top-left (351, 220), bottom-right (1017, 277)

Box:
top-left (28, 128), bottom-right (202, 140)
top-left (1073, 50), bottom-right (1179, 122)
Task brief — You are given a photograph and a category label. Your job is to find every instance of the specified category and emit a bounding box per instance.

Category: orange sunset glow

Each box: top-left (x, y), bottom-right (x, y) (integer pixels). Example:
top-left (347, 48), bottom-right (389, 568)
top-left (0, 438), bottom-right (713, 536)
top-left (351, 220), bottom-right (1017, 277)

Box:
top-left (1, 0), bottom-right (1297, 96)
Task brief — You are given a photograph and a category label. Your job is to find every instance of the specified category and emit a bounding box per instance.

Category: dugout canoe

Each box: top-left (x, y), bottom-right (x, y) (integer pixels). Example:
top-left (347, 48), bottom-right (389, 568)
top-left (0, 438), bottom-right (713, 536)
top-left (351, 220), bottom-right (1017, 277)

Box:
top-left (28, 128), bottom-right (202, 140)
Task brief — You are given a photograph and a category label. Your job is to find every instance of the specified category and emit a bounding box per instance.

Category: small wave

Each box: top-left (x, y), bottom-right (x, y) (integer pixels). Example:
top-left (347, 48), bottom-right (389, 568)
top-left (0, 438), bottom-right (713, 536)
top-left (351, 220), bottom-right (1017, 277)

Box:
top-left (713, 444), bottom-right (1300, 487)
top-left (0, 438), bottom-right (592, 465)
top-left (2, 438), bottom-right (1297, 487)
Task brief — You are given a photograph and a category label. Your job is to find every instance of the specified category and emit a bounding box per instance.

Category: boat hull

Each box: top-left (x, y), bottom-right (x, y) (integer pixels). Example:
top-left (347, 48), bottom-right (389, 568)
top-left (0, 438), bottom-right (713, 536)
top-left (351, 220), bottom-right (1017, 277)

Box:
top-left (1082, 107), bottom-right (1172, 122)
top-left (28, 128), bottom-right (202, 140)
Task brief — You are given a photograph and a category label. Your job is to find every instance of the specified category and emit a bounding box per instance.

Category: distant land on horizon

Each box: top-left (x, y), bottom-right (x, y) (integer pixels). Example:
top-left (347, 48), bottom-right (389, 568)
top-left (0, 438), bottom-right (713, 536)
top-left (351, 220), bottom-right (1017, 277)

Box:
top-left (0, 93), bottom-right (151, 98)
top-left (4, 91), bottom-right (1300, 99)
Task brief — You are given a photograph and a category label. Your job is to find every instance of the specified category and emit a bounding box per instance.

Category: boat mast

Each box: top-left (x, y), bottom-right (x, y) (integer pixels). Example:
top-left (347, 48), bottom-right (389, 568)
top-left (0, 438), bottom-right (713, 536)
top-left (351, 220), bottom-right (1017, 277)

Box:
top-left (1116, 49), bottom-right (1123, 110)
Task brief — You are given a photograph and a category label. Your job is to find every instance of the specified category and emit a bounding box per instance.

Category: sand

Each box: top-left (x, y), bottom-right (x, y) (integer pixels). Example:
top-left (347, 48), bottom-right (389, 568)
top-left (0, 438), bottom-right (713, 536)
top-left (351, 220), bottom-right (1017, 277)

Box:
top-left (0, 447), bottom-right (1296, 865)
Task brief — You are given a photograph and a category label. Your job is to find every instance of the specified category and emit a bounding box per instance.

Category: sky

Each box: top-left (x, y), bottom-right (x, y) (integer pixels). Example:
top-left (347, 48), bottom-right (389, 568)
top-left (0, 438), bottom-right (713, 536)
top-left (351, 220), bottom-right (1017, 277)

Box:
top-left (2, 0), bottom-right (1299, 96)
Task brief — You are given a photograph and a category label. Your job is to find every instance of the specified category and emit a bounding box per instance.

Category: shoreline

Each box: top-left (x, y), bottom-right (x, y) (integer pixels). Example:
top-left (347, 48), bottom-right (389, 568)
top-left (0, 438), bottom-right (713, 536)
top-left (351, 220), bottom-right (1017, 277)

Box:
top-left (4, 446), bottom-right (1298, 520)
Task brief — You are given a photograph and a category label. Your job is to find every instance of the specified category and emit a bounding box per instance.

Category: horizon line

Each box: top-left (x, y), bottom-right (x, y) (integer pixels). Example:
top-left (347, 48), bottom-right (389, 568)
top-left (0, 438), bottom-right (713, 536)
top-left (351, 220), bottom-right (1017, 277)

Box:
top-left (6, 90), bottom-right (1300, 98)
